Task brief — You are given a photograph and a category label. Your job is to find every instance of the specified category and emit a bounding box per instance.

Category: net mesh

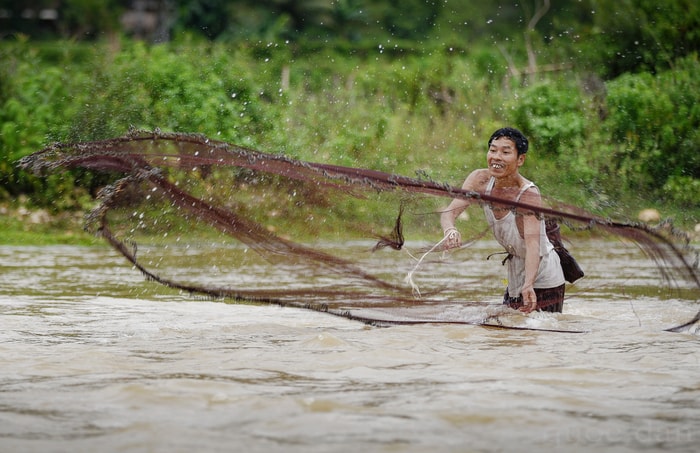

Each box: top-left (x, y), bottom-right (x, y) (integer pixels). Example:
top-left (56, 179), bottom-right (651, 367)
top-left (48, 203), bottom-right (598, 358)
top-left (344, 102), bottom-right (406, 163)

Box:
top-left (19, 129), bottom-right (700, 332)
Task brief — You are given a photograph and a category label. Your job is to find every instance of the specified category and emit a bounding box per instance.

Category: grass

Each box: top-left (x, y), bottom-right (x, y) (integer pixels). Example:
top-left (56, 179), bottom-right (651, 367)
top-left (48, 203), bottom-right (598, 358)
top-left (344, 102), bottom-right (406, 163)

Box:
top-left (3, 39), bottom-right (699, 245)
top-left (3, 189), bottom-right (698, 248)
top-left (0, 213), bottom-right (98, 246)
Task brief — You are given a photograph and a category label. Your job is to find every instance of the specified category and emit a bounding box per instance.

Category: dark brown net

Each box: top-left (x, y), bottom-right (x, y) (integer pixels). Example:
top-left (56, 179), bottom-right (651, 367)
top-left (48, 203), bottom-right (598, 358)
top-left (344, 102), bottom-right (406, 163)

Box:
top-left (19, 129), bottom-right (700, 332)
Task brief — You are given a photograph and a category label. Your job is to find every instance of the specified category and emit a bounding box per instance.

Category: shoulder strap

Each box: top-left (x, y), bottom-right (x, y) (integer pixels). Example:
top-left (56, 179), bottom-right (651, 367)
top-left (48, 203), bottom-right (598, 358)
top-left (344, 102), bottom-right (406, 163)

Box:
top-left (485, 176), bottom-right (495, 195)
top-left (515, 182), bottom-right (536, 202)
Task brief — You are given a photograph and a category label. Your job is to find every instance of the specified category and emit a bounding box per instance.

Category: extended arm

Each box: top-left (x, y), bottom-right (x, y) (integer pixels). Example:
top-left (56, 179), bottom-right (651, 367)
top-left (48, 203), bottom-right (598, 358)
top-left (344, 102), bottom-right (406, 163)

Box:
top-left (519, 187), bottom-right (543, 312)
top-left (440, 198), bottom-right (468, 249)
top-left (439, 170), bottom-right (484, 249)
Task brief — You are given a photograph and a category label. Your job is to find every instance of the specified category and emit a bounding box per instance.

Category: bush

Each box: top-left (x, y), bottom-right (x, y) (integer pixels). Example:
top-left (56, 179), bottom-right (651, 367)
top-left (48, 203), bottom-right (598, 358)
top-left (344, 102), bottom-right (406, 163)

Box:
top-left (663, 175), bottom-right (700, 208)
top-left (0, 41), bottom-right (90, 204)
top-left (510, 81), bottom-right (587, 157)
top-left (68, 40), bottom-right (279, 144)
top-left (604, 55), bottom-right (700, 203)
top-left (0, 38), bottom-right (286, 208)
top-left (1, 38), bottom-right (699, 223)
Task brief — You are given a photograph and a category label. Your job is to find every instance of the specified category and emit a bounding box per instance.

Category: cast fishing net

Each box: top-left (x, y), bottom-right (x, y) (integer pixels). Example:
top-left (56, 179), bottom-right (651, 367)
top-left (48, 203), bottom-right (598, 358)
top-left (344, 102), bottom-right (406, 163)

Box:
top-left (19, 129), bottom-right (700, 332)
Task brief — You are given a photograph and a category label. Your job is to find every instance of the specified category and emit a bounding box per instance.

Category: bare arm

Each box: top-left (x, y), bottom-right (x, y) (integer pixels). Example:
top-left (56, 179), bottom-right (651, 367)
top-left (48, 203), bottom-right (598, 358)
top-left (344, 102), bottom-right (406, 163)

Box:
top-left (519, 187), bottom-right (543, 312)
top-left (439, 170), bottom-right (486, 248)
top-left (440, 198), bottom-right (470, 232)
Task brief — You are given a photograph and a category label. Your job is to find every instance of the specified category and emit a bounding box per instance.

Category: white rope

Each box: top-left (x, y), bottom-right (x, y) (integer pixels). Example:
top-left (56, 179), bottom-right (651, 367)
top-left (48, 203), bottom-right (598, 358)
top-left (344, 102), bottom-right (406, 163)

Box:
top-left (404, 234), bottom-right (452, 298)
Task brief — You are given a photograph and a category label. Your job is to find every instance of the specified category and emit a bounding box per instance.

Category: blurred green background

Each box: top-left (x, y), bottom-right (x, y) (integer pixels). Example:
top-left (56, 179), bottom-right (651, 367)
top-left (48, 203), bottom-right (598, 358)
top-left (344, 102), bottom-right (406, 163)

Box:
top-left (1, 0), bottom-right (698, 243)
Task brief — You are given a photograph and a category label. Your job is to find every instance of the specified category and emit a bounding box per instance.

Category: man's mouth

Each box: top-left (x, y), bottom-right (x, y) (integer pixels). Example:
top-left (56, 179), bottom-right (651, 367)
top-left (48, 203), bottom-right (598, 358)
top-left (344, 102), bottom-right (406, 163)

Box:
top-left (490, 163), bottom-right (505, 169)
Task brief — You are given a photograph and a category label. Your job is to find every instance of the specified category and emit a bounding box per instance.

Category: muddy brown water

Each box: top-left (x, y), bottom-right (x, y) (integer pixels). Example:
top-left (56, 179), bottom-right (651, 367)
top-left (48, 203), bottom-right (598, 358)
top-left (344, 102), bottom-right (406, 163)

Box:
top-left (1, 241), bottom-right (698, 452)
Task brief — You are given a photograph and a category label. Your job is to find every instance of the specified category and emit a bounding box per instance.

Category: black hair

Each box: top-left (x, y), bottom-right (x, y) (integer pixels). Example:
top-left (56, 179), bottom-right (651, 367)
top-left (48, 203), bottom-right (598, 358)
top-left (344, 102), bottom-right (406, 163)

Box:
top-left (488, 127), bottom-right (529, 155)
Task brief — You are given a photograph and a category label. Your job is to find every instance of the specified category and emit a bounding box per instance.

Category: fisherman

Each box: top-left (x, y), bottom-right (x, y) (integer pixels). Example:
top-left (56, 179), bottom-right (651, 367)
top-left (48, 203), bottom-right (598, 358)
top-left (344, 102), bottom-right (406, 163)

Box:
top-left (440, 127), bottom-right (566, 313)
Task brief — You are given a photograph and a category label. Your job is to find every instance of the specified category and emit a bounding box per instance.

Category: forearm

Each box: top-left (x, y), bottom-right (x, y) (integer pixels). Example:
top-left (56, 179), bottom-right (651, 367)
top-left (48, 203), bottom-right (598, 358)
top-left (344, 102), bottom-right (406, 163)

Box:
top-left (522, 228), bottom-right (541, 289)
top-left (440, 211), bottom-right (457, 232)
top-left (520, 247), bottom-right (540, 313)
top-left (523, 247), bottom-right (540, 288)
top-left (440, 200), bottom-right (466, 232)
top-left (440, 201), bottom-right (467, 249)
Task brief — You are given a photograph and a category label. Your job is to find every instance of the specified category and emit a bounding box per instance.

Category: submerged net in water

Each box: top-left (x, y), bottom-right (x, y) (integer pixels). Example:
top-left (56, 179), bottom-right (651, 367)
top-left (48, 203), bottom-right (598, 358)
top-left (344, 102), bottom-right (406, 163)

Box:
top-left (19, 129), bottom-right (700, 332)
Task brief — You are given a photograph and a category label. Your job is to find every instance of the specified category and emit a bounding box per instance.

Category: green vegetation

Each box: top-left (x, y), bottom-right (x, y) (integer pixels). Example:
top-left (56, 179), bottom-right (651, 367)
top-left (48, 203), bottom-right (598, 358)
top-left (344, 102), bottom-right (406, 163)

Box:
top-left (1, 1), bottom-right (699, 245)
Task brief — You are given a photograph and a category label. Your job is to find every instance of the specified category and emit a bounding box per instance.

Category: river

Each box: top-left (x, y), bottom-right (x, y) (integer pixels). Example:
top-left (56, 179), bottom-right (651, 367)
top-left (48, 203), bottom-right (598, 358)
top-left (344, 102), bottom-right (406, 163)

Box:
top-left (1, 241), bottom-right (698, 452)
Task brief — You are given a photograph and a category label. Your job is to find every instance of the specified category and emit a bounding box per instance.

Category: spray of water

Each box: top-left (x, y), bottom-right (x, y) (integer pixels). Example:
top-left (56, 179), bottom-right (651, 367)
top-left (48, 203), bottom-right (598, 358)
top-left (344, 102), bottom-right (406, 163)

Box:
top-left (19, 129), bottom-right (700, 332)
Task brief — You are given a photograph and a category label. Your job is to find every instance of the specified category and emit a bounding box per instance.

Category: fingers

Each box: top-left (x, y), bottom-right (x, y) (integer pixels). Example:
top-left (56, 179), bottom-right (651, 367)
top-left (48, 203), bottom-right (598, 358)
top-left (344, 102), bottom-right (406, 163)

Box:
top-left (519, 302), bottom-right (536, 313)
top-left (519, 288), bottom-right (537, 313)
top-left (443, 229), bottom-right (461, 250)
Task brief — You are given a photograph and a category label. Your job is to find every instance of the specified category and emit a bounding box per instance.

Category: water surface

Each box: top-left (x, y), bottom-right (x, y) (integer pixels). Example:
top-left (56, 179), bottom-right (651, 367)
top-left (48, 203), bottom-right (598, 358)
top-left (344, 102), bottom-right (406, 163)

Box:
top-left (1, 242), bottom-right (698, 452)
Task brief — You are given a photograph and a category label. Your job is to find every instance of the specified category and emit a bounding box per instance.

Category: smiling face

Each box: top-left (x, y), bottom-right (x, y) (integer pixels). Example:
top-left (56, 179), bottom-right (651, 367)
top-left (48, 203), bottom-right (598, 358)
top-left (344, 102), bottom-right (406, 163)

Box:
top-left (487, 136), bottom-right (526, 179)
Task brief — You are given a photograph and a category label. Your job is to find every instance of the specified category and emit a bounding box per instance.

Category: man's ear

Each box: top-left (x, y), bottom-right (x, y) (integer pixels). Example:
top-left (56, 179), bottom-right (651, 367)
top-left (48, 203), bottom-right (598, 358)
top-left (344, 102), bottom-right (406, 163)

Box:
top-left (517, 153), bottom-right (526, 167)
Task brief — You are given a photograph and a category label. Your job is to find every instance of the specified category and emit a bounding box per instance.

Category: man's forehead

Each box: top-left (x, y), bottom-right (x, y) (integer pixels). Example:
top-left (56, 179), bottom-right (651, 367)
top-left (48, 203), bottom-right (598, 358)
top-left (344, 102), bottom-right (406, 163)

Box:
top-left (489, 137), bottom-right (516, 147)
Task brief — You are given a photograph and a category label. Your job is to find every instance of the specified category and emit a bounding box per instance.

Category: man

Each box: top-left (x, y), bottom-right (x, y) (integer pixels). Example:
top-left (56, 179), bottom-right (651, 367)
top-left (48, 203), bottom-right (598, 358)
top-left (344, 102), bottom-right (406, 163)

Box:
top-left (440, 127), bottom-right (566, 313)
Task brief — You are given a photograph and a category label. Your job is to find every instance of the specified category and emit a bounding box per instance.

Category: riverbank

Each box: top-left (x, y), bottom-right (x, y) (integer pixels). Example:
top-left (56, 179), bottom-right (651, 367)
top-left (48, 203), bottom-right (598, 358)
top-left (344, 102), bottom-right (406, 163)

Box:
top-left (0, 204), bottom-right (97, 246)
top-left (2, 200), bottom-right (699, 247)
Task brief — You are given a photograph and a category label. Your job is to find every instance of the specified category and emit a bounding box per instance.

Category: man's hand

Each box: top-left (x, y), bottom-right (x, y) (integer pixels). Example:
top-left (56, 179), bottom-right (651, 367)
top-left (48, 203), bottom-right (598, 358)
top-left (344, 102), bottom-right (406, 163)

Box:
top-left (443, 228), bottom-right (462, 250)
top-left (519, 285), bottom-right (537, 313)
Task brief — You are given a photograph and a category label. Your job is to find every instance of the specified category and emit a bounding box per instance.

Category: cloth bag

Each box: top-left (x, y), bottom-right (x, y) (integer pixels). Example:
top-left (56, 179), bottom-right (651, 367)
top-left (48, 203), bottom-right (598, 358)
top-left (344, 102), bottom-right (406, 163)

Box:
top-left (545, 219), bottom-right (585, 283)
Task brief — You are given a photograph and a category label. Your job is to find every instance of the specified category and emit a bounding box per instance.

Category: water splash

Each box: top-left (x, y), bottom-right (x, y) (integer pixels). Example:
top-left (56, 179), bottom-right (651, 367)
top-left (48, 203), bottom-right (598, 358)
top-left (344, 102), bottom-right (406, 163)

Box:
top-left (19, 129), bottom-right (700, 332)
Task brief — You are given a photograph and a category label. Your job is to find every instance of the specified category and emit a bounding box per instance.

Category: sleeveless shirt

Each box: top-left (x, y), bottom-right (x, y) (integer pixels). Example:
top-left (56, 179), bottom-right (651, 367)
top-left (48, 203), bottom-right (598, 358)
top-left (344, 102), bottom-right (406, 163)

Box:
top-left (483, 177), bottom-right (565, 295)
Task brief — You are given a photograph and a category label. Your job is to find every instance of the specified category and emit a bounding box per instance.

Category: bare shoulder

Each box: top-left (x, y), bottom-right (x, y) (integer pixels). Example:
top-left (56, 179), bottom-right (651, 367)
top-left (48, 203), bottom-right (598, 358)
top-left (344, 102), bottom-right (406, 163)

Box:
top-left (519, 180), bottom-right (543, 206)
top-left (462, 168), bottom-right (491, 191)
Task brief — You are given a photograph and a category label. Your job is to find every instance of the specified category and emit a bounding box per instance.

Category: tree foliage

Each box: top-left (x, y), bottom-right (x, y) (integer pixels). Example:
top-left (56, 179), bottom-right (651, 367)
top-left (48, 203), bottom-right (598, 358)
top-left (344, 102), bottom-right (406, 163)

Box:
top-left (0, 0), bottom-right (699, 216)
top-left (605, 56), bottom-right (700, 203)
top-left (2, 1), bottom-right (698, 77)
